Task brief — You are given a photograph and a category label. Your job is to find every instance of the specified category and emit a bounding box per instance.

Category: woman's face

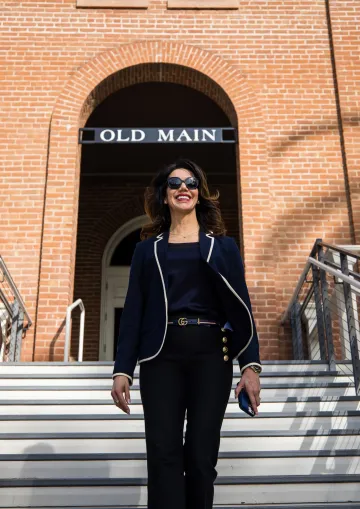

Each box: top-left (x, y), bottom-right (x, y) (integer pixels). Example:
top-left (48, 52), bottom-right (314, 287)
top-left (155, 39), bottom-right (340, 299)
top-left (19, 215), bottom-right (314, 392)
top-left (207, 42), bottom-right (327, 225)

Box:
top-left (164, 168), bottom-right (199, 214)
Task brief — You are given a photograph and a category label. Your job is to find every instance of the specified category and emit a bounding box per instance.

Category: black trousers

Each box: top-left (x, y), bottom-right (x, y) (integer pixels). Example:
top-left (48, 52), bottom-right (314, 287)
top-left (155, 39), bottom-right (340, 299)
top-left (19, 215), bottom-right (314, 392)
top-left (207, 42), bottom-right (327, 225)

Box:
top-left (139, 321), bottom-right (233, 509)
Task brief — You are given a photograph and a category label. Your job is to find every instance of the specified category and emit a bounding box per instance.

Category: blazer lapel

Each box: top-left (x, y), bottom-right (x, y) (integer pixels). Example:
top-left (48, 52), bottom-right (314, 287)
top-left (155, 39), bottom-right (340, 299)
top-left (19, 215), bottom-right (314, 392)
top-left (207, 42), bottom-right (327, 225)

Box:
top-left (199, 229), bottom-right (216, 268)
top-left (154, 230), bottom-right (169, 295)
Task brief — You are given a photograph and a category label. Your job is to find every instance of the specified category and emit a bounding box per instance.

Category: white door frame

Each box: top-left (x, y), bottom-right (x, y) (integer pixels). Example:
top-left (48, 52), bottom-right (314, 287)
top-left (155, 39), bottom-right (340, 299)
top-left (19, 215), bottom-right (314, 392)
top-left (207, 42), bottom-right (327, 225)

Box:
top-left (99, 215), bottom-right (149, 361)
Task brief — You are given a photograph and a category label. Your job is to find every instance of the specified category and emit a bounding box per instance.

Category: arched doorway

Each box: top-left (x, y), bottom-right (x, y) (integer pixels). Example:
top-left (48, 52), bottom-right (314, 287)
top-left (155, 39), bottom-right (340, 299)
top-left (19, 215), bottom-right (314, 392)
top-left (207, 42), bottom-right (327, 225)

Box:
top-left (100, 215), bottom-right (148, 361)
top-left (71, 67), bottom-right (240, 360)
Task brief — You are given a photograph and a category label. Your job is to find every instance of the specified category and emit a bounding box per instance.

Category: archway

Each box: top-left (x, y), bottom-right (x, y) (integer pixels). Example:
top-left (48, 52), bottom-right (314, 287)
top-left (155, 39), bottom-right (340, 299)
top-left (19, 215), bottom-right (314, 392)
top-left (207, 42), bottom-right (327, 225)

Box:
top-left (34, 41), bottom-right (271, 361)
top-left (72, 73), bottom-right (240, 360)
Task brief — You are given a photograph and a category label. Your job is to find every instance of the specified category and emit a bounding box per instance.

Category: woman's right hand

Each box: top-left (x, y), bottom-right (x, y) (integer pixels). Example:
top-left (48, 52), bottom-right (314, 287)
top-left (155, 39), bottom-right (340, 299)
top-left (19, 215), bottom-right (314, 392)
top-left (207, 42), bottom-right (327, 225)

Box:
top-left (111, 375), bottom-right (131, 414)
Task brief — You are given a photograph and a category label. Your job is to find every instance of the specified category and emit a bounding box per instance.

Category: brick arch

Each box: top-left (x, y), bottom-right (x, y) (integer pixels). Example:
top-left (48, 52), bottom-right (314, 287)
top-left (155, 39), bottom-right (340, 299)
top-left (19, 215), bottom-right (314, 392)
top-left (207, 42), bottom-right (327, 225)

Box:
top-left (80, 63), bottom-right (239, 128)
top-left (35, 41), bottom-right (271, 360)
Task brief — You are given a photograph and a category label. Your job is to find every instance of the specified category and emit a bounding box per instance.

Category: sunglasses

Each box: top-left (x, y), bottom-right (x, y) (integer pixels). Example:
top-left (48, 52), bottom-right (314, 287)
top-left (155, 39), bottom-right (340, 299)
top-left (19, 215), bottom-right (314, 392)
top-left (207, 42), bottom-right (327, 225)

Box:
top-left (167, 176), bottom-right (199, 190)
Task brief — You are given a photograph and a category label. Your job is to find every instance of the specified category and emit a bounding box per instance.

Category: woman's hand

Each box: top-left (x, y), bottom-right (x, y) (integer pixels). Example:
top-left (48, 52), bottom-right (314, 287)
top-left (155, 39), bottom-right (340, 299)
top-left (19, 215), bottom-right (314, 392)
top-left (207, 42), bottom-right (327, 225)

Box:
top-left (111, 375), bottom-right (131, 414)
top-left (234, 368), bottom-right (261, 416)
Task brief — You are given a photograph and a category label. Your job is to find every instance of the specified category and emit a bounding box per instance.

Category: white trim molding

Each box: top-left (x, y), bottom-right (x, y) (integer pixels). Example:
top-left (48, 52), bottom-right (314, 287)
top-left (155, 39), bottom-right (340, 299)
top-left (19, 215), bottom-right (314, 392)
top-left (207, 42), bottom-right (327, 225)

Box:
top-left (99, 215), bottom-right (149, 361)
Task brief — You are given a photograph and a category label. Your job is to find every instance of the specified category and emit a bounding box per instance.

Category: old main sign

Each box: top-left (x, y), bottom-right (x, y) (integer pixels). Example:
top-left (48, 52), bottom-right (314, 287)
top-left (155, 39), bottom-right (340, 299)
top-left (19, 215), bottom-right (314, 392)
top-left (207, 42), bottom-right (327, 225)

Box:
top-left (79, 127), bottom-right (236, 144)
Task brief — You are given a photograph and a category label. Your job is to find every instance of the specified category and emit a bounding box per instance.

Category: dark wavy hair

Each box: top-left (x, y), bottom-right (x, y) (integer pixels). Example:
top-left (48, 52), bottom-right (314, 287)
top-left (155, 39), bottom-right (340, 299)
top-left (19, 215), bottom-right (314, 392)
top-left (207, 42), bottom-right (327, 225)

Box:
top-left (140, 159), bottom-right (226, 240)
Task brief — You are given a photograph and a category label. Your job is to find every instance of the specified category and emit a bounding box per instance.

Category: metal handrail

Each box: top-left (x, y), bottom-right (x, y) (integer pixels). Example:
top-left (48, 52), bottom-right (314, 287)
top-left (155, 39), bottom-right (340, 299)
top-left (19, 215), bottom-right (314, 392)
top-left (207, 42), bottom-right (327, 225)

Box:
top-left (318, 241), bottom-right (360, 261)
top-left (0, 256), bottom-right (32, 328)
top-left (0, 288), bottom-right (13, 317)
top-left (64, 299), bottom-right (85, 362)
top-left (281, 242), bottom-right (360, 325)
top-left (309, 257), bottom-right (360, 289)
top-left (282, 240), bottom-right (360, 394)
top-left (281, 260), bottom-right (312, 325)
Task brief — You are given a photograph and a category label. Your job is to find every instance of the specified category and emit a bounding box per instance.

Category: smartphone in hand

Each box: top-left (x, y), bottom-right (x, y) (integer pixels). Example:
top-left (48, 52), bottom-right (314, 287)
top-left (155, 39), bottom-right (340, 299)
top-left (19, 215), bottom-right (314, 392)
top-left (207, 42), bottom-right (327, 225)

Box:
top-left (238, 389), bottom-right (256, 417)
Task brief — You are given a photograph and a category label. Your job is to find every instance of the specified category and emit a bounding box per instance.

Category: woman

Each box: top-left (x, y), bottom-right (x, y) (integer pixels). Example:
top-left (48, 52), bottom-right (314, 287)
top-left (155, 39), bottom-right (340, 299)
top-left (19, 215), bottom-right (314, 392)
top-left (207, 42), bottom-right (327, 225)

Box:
top-left (111, 158), bottom-right (261, 509)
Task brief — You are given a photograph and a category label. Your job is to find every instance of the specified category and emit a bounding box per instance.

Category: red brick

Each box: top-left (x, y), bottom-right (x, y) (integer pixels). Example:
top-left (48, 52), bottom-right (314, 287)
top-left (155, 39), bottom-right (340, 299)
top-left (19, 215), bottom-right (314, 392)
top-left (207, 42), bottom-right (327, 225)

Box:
top-left (0, 0), bottom-right (358, 364)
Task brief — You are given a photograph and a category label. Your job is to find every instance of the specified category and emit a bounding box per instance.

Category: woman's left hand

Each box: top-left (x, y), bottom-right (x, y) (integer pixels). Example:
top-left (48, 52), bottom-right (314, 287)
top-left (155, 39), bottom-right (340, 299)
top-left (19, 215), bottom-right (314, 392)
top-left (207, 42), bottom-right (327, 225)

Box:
top-left (234, 368), bottom-right (261, 415)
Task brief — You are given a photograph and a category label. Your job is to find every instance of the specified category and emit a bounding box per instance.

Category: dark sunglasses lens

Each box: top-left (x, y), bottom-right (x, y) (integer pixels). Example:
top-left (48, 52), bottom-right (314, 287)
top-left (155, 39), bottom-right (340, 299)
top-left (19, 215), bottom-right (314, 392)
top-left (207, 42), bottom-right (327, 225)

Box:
top-left (167, 177), bottom-right (198, 189)
top-left (167, 177), bottom-right (182, 189)
top-left (185, 177), bottom-right (198, 189)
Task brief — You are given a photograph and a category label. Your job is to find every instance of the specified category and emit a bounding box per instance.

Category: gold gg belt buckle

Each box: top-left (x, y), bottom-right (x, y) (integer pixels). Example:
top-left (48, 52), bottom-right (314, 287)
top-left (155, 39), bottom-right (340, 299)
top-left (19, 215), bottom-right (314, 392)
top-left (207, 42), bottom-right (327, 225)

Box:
top-left (178, 317), bottom-right (188, 326)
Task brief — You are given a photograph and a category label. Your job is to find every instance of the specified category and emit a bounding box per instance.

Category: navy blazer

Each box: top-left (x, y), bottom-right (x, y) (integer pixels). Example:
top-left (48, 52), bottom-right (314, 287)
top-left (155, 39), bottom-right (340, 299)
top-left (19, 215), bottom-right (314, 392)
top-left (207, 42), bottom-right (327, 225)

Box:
top-left (113, 229), bottom-right (262, 384)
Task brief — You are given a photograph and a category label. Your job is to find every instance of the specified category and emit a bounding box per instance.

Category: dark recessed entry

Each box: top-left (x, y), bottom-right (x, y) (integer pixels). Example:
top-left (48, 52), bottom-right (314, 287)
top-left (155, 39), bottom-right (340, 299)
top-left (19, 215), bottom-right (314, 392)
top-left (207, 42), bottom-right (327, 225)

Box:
top-left (110, 228), bottom-right (142, 266)
top-left (81, 81), bottom-right (235, 178)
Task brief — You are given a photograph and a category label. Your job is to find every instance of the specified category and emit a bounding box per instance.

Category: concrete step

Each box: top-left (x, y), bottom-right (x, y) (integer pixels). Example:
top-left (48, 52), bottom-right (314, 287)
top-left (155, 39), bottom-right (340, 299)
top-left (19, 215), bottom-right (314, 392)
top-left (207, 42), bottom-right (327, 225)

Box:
top-left (1, 429), bottom-right (359, 454)
top-left (0, 372), bottom-right (352, 386)
top-left (1, 476), bottom-right (360, 506)
top-left (0, 384), bottom-right (356, 400)
top-left (0, 397), bottom-right (358, 414)
top-left (1, 504), bottom-right (358, 509)
top-left (1, 361), bottom-right (358, 508)
top-left (0, 410), bottom-right (358, 433)
top-left (2, 452), bottom-right (360, 478)
top-left (0, 360), bottom-right (352, 375)
top-left (3, 449), bottom-right (359, 460)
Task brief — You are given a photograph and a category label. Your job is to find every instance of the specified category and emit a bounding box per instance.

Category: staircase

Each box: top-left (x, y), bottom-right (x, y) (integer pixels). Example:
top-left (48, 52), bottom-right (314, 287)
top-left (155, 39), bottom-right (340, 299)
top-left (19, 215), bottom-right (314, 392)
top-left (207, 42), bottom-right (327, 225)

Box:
top-left (1, 361), bottom-right (360, 508)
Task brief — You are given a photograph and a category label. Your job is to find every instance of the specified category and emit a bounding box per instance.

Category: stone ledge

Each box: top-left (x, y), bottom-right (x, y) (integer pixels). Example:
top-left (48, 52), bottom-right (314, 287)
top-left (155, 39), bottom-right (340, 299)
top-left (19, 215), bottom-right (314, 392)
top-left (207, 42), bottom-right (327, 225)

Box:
top-left (76, 0), bottom-right (148, 8)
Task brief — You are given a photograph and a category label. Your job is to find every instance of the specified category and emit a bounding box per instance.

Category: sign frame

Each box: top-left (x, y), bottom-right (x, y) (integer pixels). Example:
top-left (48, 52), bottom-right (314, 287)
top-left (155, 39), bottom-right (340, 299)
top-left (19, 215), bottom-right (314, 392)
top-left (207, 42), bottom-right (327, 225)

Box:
top-left (78, 127), bottom-right (237, 144)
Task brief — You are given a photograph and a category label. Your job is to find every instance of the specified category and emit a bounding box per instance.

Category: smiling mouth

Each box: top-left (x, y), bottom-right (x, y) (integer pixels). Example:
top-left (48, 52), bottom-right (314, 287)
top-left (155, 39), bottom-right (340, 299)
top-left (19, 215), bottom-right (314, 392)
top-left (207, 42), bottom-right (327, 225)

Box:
top-left (176, 195), bottom-right (191, 201)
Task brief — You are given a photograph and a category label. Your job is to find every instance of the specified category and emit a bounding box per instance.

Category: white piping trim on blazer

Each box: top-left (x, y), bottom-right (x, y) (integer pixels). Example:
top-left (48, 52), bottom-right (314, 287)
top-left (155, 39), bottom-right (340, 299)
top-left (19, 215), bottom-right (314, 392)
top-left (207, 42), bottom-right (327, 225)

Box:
top-left (138, 232), bottom-right (168, 364)
top-left (206, 232), bottom-right (214, 262)
top-left (138, 230), bottom-right (254, 364)
top-left (206, 232), bottom-right (254, 359)
top-left (240, 362), bottom-right (262, 374)
top-left (218, 272), bottom-right (254, 359)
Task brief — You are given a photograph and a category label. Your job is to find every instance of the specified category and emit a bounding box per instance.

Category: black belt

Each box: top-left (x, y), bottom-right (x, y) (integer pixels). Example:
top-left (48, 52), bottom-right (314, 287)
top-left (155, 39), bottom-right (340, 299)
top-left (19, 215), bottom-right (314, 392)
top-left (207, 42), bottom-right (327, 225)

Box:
top-left (167, 317), bottom-right (220, 327)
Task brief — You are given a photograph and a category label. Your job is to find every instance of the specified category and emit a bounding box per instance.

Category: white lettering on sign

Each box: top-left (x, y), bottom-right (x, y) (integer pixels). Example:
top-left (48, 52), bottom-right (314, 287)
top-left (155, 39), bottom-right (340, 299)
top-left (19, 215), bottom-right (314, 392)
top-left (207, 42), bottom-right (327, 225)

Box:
top-left (157, 129), bottom-right (216, 142)
top-left (116, 130), bottom-right (130, 142)
top-left (94, 128), bottom-right (224, 143)
top-left (132, 130), bottom-right (146, 142)
top-left (202, 129), bottom-right (216, 142)
top-left (100, 129), bottom-right (116, 142)
top-left (177, 130), bottom-right (192, 142)
top-left (158, 130), bottom-right (174, 142)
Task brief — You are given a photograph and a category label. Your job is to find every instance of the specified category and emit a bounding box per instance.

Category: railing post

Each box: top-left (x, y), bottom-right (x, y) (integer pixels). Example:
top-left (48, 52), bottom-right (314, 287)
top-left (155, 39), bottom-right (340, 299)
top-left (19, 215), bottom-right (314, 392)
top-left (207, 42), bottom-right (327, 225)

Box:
top-left (14, 307), bottom-right (24, 362)
top-left (290, 300), bottom-right (303, 360)
top-left (9, 300), bottom-right (20, 362)
top-left (64, 299), bottom-right (85, 362)
top-left (311, 264), bottom-right (327, 360)
top-left (318, 245), bottom-right (336, 370)
top-left (340, 253), bottom-right (360, 394)
top-left (78, 306), bottom-right (85, 362)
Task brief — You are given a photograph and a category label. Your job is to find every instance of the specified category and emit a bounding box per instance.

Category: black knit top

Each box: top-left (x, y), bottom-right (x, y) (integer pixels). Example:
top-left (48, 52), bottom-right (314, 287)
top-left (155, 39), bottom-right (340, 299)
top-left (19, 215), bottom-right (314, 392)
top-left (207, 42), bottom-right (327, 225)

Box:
top-left (167, 242), bottom-right (225, 322)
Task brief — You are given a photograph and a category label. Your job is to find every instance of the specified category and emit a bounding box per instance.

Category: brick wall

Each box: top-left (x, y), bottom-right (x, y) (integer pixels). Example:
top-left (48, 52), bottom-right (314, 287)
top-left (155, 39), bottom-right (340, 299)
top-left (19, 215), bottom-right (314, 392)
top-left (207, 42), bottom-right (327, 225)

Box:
top-left (0, 0), bottom-right (358, 363)
top-left (329, 1), bottom-right (360, 242)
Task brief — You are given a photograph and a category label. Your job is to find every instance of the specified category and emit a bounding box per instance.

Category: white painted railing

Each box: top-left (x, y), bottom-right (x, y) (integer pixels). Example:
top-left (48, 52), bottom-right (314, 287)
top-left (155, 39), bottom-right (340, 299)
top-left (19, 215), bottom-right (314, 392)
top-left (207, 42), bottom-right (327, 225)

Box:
top-left (64, 299), bottom-right (85, 362)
